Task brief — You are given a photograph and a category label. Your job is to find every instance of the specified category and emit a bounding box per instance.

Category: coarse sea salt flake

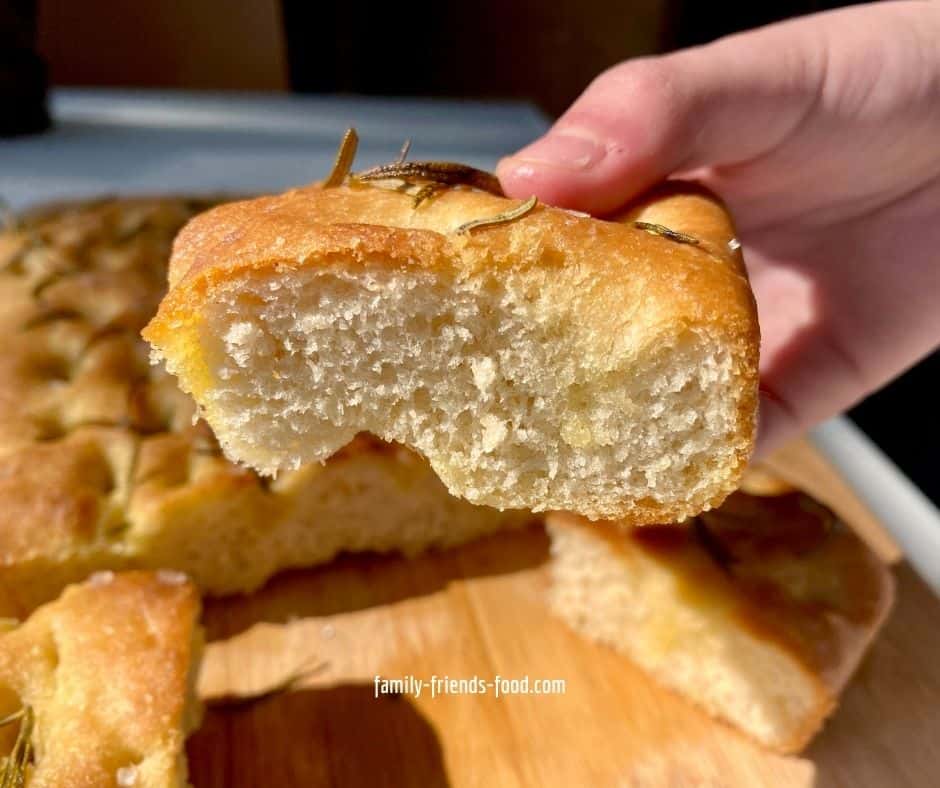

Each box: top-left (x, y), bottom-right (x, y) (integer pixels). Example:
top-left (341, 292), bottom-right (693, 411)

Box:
top-left (156, 569), bottom-right (188, 586)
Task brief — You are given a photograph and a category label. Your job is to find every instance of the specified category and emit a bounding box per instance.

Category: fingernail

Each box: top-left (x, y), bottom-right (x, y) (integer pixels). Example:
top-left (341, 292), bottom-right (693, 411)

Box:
top-left (512, 128), bottom-right (606, 171)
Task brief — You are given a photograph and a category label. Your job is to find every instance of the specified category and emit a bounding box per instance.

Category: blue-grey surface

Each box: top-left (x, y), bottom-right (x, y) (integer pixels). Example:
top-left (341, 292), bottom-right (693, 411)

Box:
top-left (1, 88), bottom-right (549, 210)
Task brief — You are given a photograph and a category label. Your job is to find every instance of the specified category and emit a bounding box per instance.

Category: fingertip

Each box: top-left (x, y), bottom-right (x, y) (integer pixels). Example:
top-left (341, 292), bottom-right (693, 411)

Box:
top-left (497, 151), bottom-right (635, 216)
top-left (497, 125), bottom-right (617, 211)
top-left (494, 155), bottom-right (534, 195)
top-left (496, 155), bottom-right (574, 206)
top-left (497, 106), bottom-right (673, 214)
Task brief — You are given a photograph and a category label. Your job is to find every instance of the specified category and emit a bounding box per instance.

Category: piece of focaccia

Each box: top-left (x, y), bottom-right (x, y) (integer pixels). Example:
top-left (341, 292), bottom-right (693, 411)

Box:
top-left (144, 137), bottom-right (759, 525)
top-left (547, 487), bottom-right (894, 753)
top-left (0, 571), bottom-right (202, 787)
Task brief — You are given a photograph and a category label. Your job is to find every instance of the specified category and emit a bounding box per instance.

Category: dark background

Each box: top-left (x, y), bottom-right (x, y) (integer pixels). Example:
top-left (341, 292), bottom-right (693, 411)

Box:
top-left (3, 0), bottom-right (937, 503)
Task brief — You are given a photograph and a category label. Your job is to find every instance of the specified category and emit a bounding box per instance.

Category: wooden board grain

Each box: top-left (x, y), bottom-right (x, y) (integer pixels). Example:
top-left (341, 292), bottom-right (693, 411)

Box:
top-left (188, 440), bottom-right (940, 787)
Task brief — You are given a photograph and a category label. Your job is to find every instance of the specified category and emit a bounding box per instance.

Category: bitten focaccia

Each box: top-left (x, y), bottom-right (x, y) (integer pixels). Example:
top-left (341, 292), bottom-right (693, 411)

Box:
top-left (0, 571), bottom-right (202, 787)
top-left (547, 484), bottom-right (894, 753)
top-left (144, 156), bottom-right (759, 524)
top-left (0, 197), bottom-right (529, 611)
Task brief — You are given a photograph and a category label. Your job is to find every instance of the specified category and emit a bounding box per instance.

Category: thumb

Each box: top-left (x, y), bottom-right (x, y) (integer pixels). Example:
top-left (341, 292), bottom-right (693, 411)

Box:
top-left (497, 17), bottom-right (828, 214)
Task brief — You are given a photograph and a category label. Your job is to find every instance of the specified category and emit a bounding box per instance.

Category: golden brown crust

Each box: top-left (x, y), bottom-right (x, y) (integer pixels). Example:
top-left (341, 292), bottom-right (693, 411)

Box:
top-left (0, 570), bottom-right (202, 786)
top-left (0, 197), bottom-right (224, 609)
top-left (548, 488), bottom-right (894, 752)
top-left (143, 181), bottom-right (759, 522)
top-left (154, 181), bottom-right (755, 351)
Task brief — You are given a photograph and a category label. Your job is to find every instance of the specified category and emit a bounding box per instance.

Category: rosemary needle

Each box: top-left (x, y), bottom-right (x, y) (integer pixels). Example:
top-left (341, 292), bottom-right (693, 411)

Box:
top-left (456, 196), bottom-right (538, 234)
top-left (634, 221), bottom-right (700, 246)
top-left (0, 709), bottom-right (24, 728)
top-left (0, 705), bottom-right (34, 788)
top-left (355, 161), bottom-right (504, 197)
top-left (323, 128), bottom-right (359, 188)
top-left (396, 138), bottom-right (412, 163)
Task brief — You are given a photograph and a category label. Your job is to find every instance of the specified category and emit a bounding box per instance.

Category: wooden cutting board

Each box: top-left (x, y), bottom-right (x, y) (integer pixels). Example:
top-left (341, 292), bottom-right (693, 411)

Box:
top-left (188, 439), bottom-right (940, 787)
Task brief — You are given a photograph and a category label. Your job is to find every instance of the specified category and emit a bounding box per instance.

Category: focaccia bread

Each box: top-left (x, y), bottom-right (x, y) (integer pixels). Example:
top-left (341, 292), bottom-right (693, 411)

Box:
top-left (0, 197), bottom-right (530, 611)
top-left (547, 484), bottom-right (894, 753)
top-left (144, 156), bottom-right (759, 524)
top-left (0, 571), bottom-right (202, 787)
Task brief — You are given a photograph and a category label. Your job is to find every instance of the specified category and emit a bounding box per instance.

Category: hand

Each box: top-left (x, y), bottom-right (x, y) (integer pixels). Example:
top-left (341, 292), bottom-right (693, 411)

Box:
top-left (498, 1), bottom-right (940, 456)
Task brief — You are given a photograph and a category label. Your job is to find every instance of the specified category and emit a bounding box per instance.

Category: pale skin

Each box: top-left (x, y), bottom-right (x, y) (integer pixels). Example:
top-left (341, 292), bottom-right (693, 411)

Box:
top-left (498, 1), bottom-right (940, 457)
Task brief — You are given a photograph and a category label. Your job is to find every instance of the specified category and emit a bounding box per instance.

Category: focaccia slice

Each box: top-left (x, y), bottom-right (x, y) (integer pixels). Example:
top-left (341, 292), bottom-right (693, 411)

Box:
top-left (144, 165), bottom-right (758, 524)
top-left (547, 487), bottom-right (894, 752)
top-left (0, 571), bottom-right (202, 787)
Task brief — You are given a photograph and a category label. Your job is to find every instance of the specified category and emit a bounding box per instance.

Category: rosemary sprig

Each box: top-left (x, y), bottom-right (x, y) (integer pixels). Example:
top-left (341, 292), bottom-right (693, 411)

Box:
top-left (456, 196), bottom-right (538, 234)
top-left (407, 182), bottom-right (446, 208)
top-left (0, 705), bottom-right (34, 788)
top-left (323, 128), bottom-right (507, 208)
top-left (323, 128), bottom-right (359, 188)
top-left (355, 161), bottom-right (504, 198)
top-left (634, 221), bottom-right (700, 246)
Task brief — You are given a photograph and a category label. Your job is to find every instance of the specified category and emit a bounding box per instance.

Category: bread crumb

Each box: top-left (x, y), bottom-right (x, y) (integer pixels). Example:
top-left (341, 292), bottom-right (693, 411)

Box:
top-left (470, 357), bottom-right (497, 394)
top-left (480, 415), bottom-right (508, 453)
top-left (223, 322), bottom-right (263, 368)
top-left (560, 417), bottom-right (593, 449)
